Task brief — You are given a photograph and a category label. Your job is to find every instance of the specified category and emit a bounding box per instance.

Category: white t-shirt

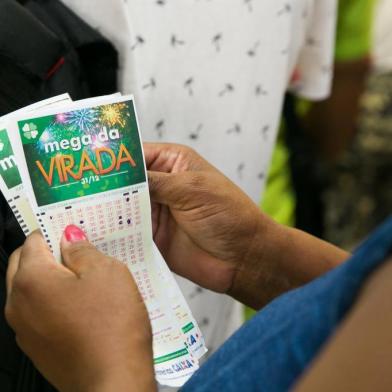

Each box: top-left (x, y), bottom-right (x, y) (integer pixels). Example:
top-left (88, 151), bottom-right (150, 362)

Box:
top-left (64, 0), bottom-right (337, 364)
top-left (374, 0), bottom-right (392, 73)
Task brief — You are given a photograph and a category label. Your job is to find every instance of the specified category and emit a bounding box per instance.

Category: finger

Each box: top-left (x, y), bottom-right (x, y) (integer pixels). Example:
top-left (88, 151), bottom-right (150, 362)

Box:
top-left (148, 170), bottom-right (211, 210)
top-left (148, 171), bottom-right (185, 206)
top-left (143, 143), bottom-right (183, 172)
top-left (151, 201), bottom-right (161, 237)
top-left (6, 247), bottom-right (22, 297)
top-left (143, 142), bottom-right (180, 167)
top-left (143, 142), bottom-right (210, 172)
top-left (61, 225), bottom-right (110, 276)
top-left (19, 231), bottom-right (75, 283)
top-left (19, 230), bottom-right (55, 269)
top-left (153, 204), bottom-right (171, 250)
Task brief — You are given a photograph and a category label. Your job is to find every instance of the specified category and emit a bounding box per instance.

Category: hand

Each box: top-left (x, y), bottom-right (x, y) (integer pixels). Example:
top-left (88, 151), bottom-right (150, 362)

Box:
top-left (145, 143), bottom-right (266, 295)
top-left (5, 226), bottom-right (155, 392)
top-left (145, 143), bottom-right (348, 309)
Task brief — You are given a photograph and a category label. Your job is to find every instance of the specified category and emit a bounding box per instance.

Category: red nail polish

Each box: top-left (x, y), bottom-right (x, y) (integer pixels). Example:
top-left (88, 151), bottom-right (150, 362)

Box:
top-left (64, 225), bottom-right (87, 243)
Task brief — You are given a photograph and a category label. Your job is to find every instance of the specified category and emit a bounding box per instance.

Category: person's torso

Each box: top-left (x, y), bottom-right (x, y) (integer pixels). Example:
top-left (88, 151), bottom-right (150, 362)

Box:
top-left (64, 0), bottom-right (325, 201)
top-left (62, 0), bottom-right (336, 373)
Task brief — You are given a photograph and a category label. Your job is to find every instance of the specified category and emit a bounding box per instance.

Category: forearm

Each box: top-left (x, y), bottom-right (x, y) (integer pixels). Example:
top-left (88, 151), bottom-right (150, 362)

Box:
top-left (230, 215), bottom-right (349, 309)
top-left (90, 339), bottom-right (156, 392)
top-left (93, 361), bottom-right (156, 392)
top-left (94, 370), bottom-right (156, 392)
top-left (293, 257), bottom-right (392, 392)
top-left (303, 58), bottom-right (370, 162)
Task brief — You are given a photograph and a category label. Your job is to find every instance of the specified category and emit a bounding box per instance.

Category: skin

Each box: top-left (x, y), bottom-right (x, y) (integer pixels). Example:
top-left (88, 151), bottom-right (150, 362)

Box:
top-left (146, 143), bottom-right (349, 309)
top-left (5, 143), bottom-right (352, 390)
top-left (294, 257), bottom-right (392, 392)
top-left (304, 58), bottom-right (371, 162)
top-left (5, 231), bottom-right (155, 392)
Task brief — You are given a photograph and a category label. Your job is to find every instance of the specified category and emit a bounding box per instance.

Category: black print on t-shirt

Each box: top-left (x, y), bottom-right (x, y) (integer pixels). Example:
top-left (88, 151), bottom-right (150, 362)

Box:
top-left (155, 119), bottom-right (165, 138)
top-left (189, 124), bottom-right (203, 140)
top-left (171, 34), bottom-right (185, 47)
top-left (226, 123), bottom-right (241, 135)
top-left (131, 35), bottom-right (145, 50)
top-left (184, 77), bottom-right (195, 96)
top-left (219, 83), bottom-right (235, 97)
top-left (142, 78), bottom-right (156, 90)
top-left (212, 33), bottom-right (223, 52)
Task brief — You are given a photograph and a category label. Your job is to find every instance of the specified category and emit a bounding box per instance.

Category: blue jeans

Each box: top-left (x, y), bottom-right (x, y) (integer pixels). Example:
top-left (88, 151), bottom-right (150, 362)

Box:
top-left (182, 216), bottom-right (392, 392)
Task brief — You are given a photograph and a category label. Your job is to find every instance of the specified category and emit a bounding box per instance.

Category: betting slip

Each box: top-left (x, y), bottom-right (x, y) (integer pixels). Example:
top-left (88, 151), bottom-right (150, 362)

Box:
top-left (0, 94), bottom-right (207, 387)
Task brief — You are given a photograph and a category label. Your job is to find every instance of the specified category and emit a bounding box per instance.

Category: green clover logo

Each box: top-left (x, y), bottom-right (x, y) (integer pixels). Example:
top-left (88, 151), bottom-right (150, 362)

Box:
top-left (22, 123), bottom-right (38, 140)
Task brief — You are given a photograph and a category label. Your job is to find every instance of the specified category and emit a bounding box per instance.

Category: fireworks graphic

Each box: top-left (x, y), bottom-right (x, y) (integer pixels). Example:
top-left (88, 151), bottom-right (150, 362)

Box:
top-left (39, 129), bottom-right (52, 143)
top-left (65, 108), bottom-right (98, 131)
top-left (33, 103), bottom-right (131, 157)
top-left (36, 122), bottom-right (66, 151)
top-left (99, 104), bottom-right (127, 128)
top-left (55, 113), bottom-right (67, 124)
top-left (91, 135), bottom-right (106, 150)
top-left (92, 141), bottom-right (114, 168)
top-left (36, 124), bottom-right (57, 152)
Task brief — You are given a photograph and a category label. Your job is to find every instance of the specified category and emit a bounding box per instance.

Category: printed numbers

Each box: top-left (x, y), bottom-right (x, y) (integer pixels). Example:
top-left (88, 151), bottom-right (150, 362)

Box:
top-left (81, 175), bottom-right (100, 185)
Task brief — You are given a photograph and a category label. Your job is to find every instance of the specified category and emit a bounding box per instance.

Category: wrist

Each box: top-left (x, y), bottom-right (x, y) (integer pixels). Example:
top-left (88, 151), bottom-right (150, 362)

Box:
top-left (90, 337), bottom-right (156, 392)
top-left (228, 214), bottom-right (349, 309)
top-left (94, 371), bottom-right (156, 392)
top-left (93, 359), bottom-right (156, 392)
top-left (228, 213), bottom-right (286, 309)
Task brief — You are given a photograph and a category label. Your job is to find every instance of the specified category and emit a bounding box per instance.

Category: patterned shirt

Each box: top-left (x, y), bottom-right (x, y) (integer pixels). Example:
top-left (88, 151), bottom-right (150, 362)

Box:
top-left (64, 0), bottom-right (337, 369)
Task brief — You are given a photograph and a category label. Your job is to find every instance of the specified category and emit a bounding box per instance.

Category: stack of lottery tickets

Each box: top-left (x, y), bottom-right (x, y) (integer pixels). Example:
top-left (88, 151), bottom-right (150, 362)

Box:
top-left (0, 94), bottom-right (206, 387)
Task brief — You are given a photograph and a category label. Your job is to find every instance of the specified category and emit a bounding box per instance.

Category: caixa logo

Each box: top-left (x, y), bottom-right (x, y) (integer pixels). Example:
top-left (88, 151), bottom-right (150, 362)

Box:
top-left (187, 334), bottom-right (198, 347)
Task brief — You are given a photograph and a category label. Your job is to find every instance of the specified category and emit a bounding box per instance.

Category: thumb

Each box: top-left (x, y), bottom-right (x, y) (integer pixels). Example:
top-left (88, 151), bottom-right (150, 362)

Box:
top-left (148, 171), bottom-right (178, 205)
top-left (60, 225), bottom-right (108, 276)
top-left (148, 170), bottom-right (202, 208)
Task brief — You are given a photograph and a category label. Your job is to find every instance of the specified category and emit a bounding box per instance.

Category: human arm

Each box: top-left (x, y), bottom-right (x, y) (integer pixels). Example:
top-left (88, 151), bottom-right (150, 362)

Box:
top-left (229, 218), bottom-right (349, 309)
top-left (302, 0), bottom-right (375, 162)
top-left (146, 143), bottom-right (349, 309)
top-left (303, 58), bottom-right (370, 161)
top-left (293, 256), bottom-right (392, 391)
top-left (5, 227), bottom-right (155, 392)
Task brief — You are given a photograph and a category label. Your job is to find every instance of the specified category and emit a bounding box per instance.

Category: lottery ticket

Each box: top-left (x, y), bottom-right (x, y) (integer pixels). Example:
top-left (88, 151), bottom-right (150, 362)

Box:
top-left (0, 95), bottom-right (122, 234)
top-left (0, 126), bottom-right (35, 235)
top-left (5, 95), bottom-right (206, 386)
top-left (0, 92), bottom-right (126, 236)
top-left (0, 94), bottom-right (72, 234)
top-left (153, 243), bottom-right (207, 361)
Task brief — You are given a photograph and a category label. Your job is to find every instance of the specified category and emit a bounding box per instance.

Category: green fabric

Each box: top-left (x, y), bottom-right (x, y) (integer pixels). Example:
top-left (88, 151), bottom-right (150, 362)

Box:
top-left (244, 305), bottom-right (257, 320)
top-left (260, 0), bottom-right (375, 231)
top-left (260, 132), bottom-right (295, 227)
top-left (245, 132), bottom-right (295, 321)
top-left (246, 0), bottom-right (376, 322)
top-left (335, 0), bottom-right (375, 61)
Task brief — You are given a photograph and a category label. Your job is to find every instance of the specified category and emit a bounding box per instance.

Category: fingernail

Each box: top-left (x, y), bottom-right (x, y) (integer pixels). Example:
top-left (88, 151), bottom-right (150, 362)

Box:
top-left (64, 225), bottom-right (87, 243)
